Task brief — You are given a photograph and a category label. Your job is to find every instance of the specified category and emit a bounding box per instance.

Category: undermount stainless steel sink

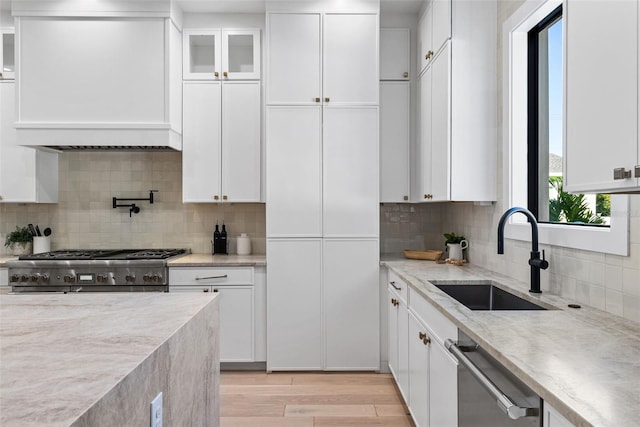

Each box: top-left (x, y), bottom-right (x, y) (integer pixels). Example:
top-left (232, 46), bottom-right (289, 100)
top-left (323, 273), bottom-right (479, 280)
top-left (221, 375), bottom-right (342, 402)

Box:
top-left (433, 282), bottom-right (547, 311)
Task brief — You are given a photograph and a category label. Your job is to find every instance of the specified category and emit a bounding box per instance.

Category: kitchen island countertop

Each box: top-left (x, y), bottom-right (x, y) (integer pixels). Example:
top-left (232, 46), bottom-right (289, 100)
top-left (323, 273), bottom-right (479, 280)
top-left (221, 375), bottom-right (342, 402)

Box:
top-left (0, 255), bottom-right (18, 267)
top-left (382, 257), bottom-right (640, 427)
top-left (168, 253), bottom-right (266, 267)
top-left (0, 292), bottom-right (220, 426)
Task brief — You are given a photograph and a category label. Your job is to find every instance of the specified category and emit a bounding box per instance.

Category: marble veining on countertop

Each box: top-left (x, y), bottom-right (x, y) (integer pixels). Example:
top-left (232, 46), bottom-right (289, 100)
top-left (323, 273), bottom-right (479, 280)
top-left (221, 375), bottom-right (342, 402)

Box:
top-left (0, 292), bottom-right (219, 426)
top-left (381, 257), bottom-right (640, 427)
top-left (0, 255), bottom-right (18, 267)
top-left (168, 253), bottom-right (266, 267)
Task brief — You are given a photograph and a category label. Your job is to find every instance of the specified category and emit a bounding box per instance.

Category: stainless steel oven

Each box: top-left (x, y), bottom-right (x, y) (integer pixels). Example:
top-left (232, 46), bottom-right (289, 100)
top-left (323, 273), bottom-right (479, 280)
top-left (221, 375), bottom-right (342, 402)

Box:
top-left (446, 330), bottom-right (541, 427)
top-left (7, 249), bottom-right (189, 293)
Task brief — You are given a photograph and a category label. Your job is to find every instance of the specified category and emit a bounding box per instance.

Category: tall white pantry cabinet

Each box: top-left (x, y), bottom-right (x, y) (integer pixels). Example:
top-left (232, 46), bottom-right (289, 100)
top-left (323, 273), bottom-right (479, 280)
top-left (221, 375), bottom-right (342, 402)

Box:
top-left (266, 6), bottom-right (380, 371)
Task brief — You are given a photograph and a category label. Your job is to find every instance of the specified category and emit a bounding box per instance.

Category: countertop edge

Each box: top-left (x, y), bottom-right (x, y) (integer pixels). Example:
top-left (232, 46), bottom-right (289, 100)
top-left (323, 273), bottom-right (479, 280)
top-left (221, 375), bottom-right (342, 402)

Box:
top-left (168, 254), bottom-right (266, 267)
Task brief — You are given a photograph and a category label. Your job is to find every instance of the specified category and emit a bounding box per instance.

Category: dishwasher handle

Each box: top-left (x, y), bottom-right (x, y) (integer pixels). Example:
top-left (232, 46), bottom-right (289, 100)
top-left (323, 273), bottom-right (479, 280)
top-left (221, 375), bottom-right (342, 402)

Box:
top-left (445, 339), bottom-right (540, 420)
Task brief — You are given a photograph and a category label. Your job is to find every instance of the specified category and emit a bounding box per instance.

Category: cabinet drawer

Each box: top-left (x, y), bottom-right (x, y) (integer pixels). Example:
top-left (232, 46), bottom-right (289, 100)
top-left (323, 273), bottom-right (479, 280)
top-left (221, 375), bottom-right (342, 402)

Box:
top-left (169, 267), bottom-right (254, 285)
top-left (388, 270), bottom-right (408, 303)
top-left (409, 287), bottom-right (457, 345)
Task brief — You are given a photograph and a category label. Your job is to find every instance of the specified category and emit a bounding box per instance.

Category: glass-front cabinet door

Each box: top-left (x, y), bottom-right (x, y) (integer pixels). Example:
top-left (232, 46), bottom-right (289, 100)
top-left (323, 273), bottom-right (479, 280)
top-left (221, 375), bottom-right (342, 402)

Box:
top-left (222, 29), bottom-right (260, 80)
top-left (1, 30), bottom-right (15, 80)
top-left (183, 29), bottom-right (260, 80)
top-left (183, 29), bottom-right (222, 80)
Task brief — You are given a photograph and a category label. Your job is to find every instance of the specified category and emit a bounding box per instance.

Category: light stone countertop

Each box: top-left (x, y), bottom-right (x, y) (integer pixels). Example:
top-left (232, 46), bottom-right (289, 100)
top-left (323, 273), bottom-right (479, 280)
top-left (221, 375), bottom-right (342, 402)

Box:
top-left (0, 292), bottom-right (219, 426)
top-left (0, 255), bottom-right (18, 267)
top-left (168, 253), bottom-right (266, 267)
top-left (382, 257), bottom-right (640, 427)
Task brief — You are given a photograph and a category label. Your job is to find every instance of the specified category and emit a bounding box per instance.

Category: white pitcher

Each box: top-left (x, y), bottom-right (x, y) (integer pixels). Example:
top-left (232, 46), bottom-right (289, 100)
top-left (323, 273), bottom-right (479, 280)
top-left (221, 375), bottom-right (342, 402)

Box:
top-left (447, 240), bottom-right (468, 260)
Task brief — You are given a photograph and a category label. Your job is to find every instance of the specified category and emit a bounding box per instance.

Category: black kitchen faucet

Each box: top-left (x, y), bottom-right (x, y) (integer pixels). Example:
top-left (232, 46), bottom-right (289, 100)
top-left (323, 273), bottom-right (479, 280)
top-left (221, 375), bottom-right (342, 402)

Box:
top-left (497, 207), bottom-right (549, 293)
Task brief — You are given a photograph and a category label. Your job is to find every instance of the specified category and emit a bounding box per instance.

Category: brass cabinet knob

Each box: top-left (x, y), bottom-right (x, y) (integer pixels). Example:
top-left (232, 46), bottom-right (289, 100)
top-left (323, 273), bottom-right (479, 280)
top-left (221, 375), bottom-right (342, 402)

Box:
top-left (0, 195), bottom-right (3, 200)
top-left (223, 195), bottom-right (228, 200)
top-left (213, 288), bottom-right (219, 293)
top-left (424, 194), bottom-right (433, 200)
top-left (425, 53), bottom-right (429, 60)
top-left (315, 97), bottom-right (321, 102)
top-left (419, 332), bottom-right (426, 340)
top-left (214, 71), bottom-right (219, 77)
top-left (223, 71), bottom-right (228, 77)
top-left (403, 72), bottom-right (409, 78)
top-left (613, 168), bottom-right (632, 180)
top-left (324, 97), bottom-right (330, 102)
top-left (423, 336), bottom-right (431, 345)
top-left (427, 50), bottom-right (434, 59)
top-left (203, 288), bottom-right (209, 292)
top-left (214, 195), bottom-right (220, 200)
top-left (403, 195), bottom-right (408, 201)
top-left (391, 298), bottom-right (399, 307)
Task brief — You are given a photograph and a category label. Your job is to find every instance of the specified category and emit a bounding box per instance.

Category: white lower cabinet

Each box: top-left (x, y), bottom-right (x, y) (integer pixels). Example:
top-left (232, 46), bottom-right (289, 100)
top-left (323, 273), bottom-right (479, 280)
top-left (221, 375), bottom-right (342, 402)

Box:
top-left (267, 239), bottom-right (323, 370)
top-left (543, 403), bottom-right (575, 427)
top-left (169, 266), bottom-right (265, 363)
top-left (385, 267), bottom-right (458, 427)
top-left (0, 267), bottom-right (7, 287)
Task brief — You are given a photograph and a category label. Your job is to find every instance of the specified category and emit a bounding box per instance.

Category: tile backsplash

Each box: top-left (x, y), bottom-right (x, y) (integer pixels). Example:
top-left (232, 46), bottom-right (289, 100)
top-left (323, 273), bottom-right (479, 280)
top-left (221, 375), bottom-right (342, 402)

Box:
top-left (380, 203), bottom-right (444, 254)
top-left (0, 152), bottom-right (266, 255)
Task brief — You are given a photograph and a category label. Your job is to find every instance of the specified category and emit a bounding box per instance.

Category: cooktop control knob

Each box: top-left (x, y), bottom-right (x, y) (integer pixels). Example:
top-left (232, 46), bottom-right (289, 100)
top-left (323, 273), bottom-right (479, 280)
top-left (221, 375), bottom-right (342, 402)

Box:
top-left (41, 274), bottom-right (50, 283)
top-left (143, 273), bottom-right (152, 282)
top-left (21, 275), bottom-right (30, 282)
top-left (152, 274), bottom-right (162, 283)
top-left (125, 274), bottom-right (136, 283)
top-left (30, 274), bottom-right (40, 282)
top-left (10, 274), bottom-right (20, 282)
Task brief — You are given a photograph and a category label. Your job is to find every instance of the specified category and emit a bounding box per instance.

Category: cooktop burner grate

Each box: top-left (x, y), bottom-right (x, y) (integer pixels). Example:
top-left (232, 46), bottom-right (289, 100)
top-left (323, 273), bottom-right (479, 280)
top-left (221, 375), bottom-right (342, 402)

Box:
top-left (18, 249), bottom-right (187, 261)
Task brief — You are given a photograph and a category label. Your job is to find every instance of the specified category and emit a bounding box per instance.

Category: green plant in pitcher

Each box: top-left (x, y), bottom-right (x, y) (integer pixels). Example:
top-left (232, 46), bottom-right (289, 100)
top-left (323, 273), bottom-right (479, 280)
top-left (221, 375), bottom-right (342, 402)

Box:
top-left (444, 232), bottom-right (466, 244)
top-left (4, 226), bottom-right (32, 251)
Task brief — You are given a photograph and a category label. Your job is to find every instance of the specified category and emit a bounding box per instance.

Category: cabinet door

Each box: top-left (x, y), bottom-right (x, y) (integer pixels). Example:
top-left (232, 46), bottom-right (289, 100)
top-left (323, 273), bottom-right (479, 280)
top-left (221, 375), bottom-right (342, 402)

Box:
top-left (416, 70), bottom-right (432, 201)
top-left (266, 107), bottom-right (322, 237)
top-left (323, 107), bottom-right (379, 237)
top-left (222, 29), bottom-right (260, 80)
top-left (380, 28), bottom-right (410, 81)
top-left (388, 286), bottom-right (399, 379)
top-left (183, 81), bottom-right (222, 202)
top-left (417, 4), bottom-right (432, 76)
top-left (183, 29), bottom-right (222, 80)
top-left (221, 82), bottom-right (261, 202)
top-left (380, 82), bottom-right (410, 202)
top-left (267, 239), bottom-right (323, 370)
top-left (214, 287), bottom-right (254, 362)
top-left (430, 42), bottom-right (451, 201)
top-left (429, 341), bottom-right (457, 427)
top-left (565, 0), bottom-right (639, 192)
top-left (323, 13), bottom-right (378, 105)
top-left (1, 30), bottom-right (15, 80)
top-left (266, 13), bottom-right (321, 105)
top-left (408, 311), bottom-right (430, 427)
top-left (431, 0), bottom-right (451, 55)
top-left (0, 82), bottom-right (58, 203)
top-left (544, 403), bottom-right (575, 427)
top-left (324, 239), bottom-right (379, 370)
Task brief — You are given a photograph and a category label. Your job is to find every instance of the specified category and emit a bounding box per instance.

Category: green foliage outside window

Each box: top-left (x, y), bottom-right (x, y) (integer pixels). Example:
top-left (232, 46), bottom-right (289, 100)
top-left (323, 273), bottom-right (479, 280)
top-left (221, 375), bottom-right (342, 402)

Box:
top-left (548, 176), bottom-right (605, 224)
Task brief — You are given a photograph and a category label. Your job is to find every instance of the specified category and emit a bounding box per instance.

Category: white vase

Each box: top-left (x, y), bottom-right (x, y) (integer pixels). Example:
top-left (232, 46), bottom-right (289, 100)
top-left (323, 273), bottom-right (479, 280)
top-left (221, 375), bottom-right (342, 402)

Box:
top-left (446, 240), bottom-right (468, 260)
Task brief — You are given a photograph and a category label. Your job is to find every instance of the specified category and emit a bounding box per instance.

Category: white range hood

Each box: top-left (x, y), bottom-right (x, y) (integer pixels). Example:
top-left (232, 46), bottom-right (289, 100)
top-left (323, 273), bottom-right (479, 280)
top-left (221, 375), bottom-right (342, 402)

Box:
top-left (12, 1), bottom-right (183, 151)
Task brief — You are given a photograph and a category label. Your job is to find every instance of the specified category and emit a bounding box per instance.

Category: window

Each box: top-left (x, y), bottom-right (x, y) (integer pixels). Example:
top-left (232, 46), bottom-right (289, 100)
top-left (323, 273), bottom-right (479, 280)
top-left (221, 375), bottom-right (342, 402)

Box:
top-left (527, 5), bottom-right (610, 227)
top-left (503, 0), bottom-right (629, 256)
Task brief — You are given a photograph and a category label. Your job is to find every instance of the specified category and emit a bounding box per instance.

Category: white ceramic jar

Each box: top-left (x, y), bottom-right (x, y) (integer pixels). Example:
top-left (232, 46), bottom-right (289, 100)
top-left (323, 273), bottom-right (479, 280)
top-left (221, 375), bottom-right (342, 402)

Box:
top-left (237, 233), bottom-right (251, 255)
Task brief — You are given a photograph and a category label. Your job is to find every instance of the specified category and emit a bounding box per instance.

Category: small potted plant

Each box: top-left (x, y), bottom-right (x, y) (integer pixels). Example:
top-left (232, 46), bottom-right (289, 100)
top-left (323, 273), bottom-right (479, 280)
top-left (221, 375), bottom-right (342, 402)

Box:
top-left (444, 232), bottom-right (468, 261)
top-left (4, 226), bottom-right (33, 255)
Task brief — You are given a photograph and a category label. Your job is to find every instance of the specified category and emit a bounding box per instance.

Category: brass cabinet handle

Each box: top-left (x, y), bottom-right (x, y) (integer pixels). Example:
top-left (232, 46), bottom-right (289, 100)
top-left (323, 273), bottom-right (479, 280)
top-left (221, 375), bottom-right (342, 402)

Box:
top-left (215, 71), bottom-right (219, 77)
top-left (635, 165), bottom-right (640, 178)
top-left (223, 71), bottom-right (228, 77)
top-left (403, 72), bottom-right (409, 78)
top-left (419, 332), bottom-right (431, 345)
top-left (324, 97), bottom-right (330, 102)
top-left (391, 298), bottom-right (399, 307)
top-left (424, 194), bottom-right (433, 200)
top-left (223, 195), bottom-right (228, 200)
top-left (613, 168), bottom-right (632, 180)
top-left (315, 97), bottom-right (321, 103)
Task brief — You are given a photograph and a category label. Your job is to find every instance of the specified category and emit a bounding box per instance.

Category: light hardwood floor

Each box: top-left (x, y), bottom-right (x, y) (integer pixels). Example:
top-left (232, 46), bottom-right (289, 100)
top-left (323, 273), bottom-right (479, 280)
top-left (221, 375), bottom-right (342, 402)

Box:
top-left (220, 371), bottom-right (415, 427)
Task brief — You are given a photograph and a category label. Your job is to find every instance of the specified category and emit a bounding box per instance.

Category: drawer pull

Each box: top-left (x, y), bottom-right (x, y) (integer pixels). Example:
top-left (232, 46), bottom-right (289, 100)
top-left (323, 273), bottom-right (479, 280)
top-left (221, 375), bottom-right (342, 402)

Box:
top-left (390, 281), bottom-right (402, 291)
top-left (195, 275), bottom-right (228, 280)
top-left (213, 288), bottom-right (219, 293)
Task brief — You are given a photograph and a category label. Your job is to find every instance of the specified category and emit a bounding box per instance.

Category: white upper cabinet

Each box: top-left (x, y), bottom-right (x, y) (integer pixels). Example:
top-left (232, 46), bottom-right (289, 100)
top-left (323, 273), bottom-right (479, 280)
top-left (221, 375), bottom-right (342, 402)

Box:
top-left (266, 107), bottom-right (323, 237)
top-left (0, 82), bottom-right (58, 203)
top-left (323, 107), bottom-right (379, 238)
top-left (323, 13), bottom-right (379, 105)
top-left (564, 0), bottom-right (640, 193)
top-left (182, 81), bottom-right (261, 203)
top-left (266, 13), bottom-right (321, 105)
top-left (380, 81), bottom-right (411, 202)
top-left (380, 28), bottom-right (410, 81)
top-left (183, 29), bottom-right (261, 81)
top-left (418, 0), bottom-right (451, 76)
top-left (1, 30), bottom-right (15, 80)
top-left (266, 12), bottom-right (378, 106)
top-left (415, 0), bottom-right (497, 202)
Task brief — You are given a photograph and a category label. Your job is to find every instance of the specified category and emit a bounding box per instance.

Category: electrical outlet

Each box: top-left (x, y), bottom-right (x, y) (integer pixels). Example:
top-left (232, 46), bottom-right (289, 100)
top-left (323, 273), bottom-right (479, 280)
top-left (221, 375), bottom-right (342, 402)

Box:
top-left (150, 392), bottom-right (163, 427)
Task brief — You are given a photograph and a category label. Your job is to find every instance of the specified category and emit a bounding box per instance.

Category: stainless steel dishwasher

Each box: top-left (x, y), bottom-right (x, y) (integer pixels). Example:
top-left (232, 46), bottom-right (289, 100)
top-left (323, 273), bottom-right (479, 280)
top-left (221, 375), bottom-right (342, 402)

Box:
top-left (446, 330), bottom-right (541, 427)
